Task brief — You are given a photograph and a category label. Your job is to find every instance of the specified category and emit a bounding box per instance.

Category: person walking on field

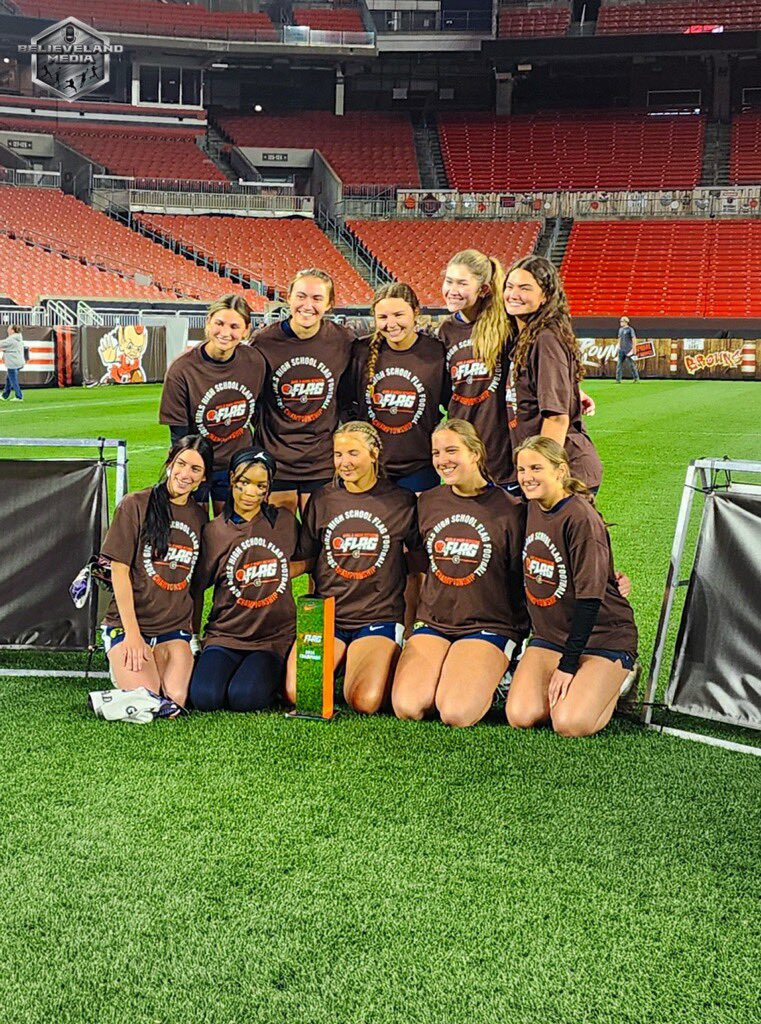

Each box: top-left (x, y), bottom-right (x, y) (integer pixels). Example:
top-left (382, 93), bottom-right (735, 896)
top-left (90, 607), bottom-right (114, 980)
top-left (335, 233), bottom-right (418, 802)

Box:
top-left (0, 324), bottom-right (26, 401)
top-left (616, 316), bottom-right (640, 383)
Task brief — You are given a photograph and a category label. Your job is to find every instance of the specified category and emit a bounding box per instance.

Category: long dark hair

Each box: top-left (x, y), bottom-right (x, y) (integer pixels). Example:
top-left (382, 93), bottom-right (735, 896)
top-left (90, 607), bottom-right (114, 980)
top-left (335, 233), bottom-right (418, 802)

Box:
top-left (142, 436), bottom-right (213, 558)
top-left (504, 256), bottom-right (584, 383)
top-left (224, 446), bottom-right (279, 526)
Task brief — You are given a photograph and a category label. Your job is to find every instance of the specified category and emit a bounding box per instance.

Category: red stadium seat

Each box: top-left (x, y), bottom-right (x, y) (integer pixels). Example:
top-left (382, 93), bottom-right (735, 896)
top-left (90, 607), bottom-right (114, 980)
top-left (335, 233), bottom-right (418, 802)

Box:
top-left (346, 219), bottom-right (542, 306)
top-left (497, 3), bottom-right (571, 38)
top-left (730, 110), bottom-right (761, 184)
top-left (561, 219), bottom-right (761, 317)
top-left (0, 186), bottom-right (264, 308)
top-left (597, 1), bottom-right (761, 36)
top-left (132, 214), bottom-right (373, 306)
top-left (438, 110), bottom-right (705, 192)
top-left (216, 111), bottom-right (420, 190)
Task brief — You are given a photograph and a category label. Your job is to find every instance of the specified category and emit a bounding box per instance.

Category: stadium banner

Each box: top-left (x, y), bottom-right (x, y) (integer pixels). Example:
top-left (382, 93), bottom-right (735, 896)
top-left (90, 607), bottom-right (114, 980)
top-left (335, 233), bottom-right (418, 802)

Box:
top-left (579, 338), bottom-right (760, 379)
top-left (79, 324), bottom-right (167, 385)
top-left (667, 491), bottom-right (761, 730)
top-left (396, 190), bottom-right (557, 219)
top-left (0, 327), bottom-right (56, 387)
top-left (0, 459), bottom-right (107, 649)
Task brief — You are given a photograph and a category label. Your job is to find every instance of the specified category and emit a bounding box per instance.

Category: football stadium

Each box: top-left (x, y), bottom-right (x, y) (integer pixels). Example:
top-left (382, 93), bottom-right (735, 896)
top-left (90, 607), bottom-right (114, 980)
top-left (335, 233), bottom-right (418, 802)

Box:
top-left (0, 2), bottom-right (759, 1021)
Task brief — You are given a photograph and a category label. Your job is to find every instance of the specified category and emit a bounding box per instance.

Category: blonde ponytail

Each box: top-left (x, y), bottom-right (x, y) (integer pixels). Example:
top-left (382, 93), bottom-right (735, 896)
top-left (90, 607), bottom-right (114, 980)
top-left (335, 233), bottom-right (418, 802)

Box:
top-left (446, 250), bottom-right (507, 375)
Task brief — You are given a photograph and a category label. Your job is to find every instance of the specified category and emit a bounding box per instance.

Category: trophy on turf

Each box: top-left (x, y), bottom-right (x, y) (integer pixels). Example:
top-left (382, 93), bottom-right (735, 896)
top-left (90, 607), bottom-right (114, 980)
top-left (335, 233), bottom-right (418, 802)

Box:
top-left (288, 595), bottom-right (336, 720)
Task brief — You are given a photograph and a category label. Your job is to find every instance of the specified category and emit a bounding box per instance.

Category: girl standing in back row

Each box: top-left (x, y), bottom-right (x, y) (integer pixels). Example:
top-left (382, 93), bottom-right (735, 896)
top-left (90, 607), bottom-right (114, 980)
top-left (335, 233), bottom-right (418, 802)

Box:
top-left (251, 268), bottom-right (356, 514)
top-left (504, 256), bottom-right (603, 491)
top-left (348, 282), bottom-right (449, 493)
top-left (437, 250), bottom-right (513, 485)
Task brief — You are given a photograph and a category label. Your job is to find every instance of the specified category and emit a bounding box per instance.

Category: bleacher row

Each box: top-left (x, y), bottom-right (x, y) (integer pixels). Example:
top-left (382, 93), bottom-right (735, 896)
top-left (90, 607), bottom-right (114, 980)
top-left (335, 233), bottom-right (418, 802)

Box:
top-left (5, 109), bottom-right (761, 189)
top-left (1, 186), bottom-right (761, 317)
top-left (9, 0), bottom-right (761, 38)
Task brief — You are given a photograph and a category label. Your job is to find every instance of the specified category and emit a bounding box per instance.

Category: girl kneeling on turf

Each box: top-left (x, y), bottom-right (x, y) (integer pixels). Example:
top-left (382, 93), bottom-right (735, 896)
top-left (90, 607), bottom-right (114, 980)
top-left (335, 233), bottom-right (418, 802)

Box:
top-left (190, 447), bottom-right (301, 713)
top-left (286, 421), bottom-right (422, 715)
top-left (100, 436), bottom-right (213, 707)
top-left (392, 419), bottom-right (529, 728)
top-left (507, 436), bottom-right (638, 738)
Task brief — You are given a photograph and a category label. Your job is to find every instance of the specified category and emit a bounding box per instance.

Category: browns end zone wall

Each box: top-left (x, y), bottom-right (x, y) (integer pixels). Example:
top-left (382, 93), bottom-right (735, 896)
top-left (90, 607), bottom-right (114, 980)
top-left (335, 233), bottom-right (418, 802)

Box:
top-left (579, 338), bottom-right (761, 380)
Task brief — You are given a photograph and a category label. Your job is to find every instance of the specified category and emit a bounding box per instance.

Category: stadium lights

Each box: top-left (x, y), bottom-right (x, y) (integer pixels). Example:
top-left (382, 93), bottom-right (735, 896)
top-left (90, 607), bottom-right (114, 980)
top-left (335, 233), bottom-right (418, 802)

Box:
top-left (254, 104), bottom-right (263, 113)
top-left (517, 63), bottom-right (532, 72)
top-left (210, 63), bottom-right (229, 70)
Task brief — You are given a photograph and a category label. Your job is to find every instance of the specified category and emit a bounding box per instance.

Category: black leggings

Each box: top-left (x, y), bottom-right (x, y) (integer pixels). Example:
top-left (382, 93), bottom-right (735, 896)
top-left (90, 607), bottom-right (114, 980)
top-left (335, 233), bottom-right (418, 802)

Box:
top-left (189, 646), bottom-right (283, 712)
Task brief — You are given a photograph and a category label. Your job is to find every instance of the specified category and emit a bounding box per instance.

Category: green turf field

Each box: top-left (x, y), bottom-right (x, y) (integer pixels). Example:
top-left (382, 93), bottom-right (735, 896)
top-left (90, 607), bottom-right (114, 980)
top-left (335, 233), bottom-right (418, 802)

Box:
top-left (0, 381), bottom-right (759, 1024)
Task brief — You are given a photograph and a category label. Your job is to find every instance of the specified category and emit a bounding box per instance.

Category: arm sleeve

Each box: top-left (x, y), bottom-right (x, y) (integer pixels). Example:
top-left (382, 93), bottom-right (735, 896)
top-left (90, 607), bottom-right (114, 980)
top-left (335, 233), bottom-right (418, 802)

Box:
top-left (100, 494), bottom-right (140, 567)
top-left (170, 425), bottom-right (194, 444)
top-left (558, 598), bottom-right (602, 674)
top-left (533, 331), bottom-right (575, 418)
top-left (159, 364), bottom-right (190, 426)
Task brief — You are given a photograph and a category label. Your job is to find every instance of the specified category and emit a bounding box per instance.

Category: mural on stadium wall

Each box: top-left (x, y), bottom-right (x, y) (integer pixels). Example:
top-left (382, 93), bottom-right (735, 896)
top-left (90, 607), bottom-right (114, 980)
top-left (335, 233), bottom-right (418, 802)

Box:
top-left (97, 324), bottom-right (149, 384)
top-left (579, 338), bottom-right (760, 380)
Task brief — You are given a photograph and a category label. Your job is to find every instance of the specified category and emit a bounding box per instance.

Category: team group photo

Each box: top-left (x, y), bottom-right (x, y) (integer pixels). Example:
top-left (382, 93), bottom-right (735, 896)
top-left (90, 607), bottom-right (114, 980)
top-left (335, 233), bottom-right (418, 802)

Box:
top-left (0, 2), bottom-right (759, 1022)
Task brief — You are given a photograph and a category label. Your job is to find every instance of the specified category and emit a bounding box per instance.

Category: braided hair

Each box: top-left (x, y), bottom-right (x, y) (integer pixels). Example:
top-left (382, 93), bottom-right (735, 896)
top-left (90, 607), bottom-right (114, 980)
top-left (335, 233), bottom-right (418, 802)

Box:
top-left (366, 282), bottom-right (421, 400)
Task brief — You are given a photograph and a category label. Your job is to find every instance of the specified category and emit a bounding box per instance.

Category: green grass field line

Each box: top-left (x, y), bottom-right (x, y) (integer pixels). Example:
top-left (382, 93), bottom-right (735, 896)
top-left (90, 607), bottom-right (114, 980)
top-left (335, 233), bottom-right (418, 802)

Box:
top-left (0, 381), bottom-right (759, 1023)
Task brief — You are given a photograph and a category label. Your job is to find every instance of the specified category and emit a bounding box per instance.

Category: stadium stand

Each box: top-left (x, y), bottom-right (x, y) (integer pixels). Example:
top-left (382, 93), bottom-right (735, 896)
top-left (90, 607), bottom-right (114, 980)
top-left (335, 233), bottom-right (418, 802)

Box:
top-left (215, 111), bottom-right (420, 189)
top-left (497, 2), bottom-right (571, 38)
top-left (729, 110), bottom-right (761, 185)
top-left (293, 6), bottom-right (366, 33)
top-left (438, 111), bottom-right (705, 192)
top-left (561, 219), bottom-right (761, 317)
top-left (132, 214), bottom-right (374, 306)
top-left (0, 186), bottom-right (262, 306)
top-left (12, 1), bottom-right (278, 40)
top-left (0, 117), bottom-right (224, 182)
top-left (597, 1), bottom-right (761, 35)
top-left (346, 219), bottom-right (542, 306)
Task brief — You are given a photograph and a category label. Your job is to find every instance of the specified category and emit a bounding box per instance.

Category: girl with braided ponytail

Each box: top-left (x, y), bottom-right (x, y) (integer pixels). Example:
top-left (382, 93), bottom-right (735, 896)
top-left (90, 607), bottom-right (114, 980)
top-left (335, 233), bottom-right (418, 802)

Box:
top-left (507, 436), bottom-right (637, 738)
top-left (438, 250), bottom-right (513, 485)
top-left (348, 282), bottom-right (449, 493)
top-left (392, 420), bottom-right (529, 728)
top-left (287, 421), bottom-right (423, 715)
top-left (100, 436), bottom-right (213, 706)
top-left (504, 256), bottom-right (603, 491)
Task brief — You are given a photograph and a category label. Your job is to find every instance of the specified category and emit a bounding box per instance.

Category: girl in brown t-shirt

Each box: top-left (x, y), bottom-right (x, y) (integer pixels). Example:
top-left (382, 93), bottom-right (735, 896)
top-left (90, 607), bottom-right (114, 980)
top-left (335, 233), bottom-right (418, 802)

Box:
top-left (507, 436), bottom-right (638, 739)
top-left (504, 256), bottom-right (603, 492)
top-left (189, 447), bottom-right (301, 713)
top-left (250, 269), bottom-right (356, 515)
top-left (392, 419), bottom-right (529, 729)
top-left (286, 421), bottom-right (422, 716)
top-left (437, 250), bottom-right (513, 485)
top-left (100, 435), bottom-right (213, 708)
top-left (348, 282), bottom-right (449, 493)
top-left (159, 294), bottom-right (265, 515)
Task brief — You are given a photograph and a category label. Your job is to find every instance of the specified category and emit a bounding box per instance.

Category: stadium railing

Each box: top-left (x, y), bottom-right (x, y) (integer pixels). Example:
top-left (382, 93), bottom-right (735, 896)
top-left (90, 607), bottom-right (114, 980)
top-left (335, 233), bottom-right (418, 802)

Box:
top-left (0, 167), bottom-right (61, 189)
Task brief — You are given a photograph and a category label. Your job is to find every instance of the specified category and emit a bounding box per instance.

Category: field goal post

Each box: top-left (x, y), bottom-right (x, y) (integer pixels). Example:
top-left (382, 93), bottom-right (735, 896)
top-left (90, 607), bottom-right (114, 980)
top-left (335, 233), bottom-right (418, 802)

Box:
top-left (644, 457), bottom-right (761, 757)
top-left (0, 437), bottom-right (128, 680)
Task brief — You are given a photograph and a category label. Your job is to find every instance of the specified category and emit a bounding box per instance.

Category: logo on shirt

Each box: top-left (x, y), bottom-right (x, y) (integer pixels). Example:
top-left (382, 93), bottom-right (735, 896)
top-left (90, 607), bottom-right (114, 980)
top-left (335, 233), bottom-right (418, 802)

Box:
top-left (447, 340), bottom-right (501, 407)
top-left (324, 509), bottom-right (391, 581)
top-left (195, 380), bottom-right (256, 444)
top-left (226, 537), bottom-right (289, 609)
top-left (427, 513), bottom-right (492, 586)
top-left (522, 531), bottom-right (568, 607)
top-left (366, 367), bottom-right (426, 435)
top-left (506, 365), bottom-right (518, 430)
top-left (273, 356), bottom-right (335, 424)
top-left (142, 520), bottom-right (200, 592)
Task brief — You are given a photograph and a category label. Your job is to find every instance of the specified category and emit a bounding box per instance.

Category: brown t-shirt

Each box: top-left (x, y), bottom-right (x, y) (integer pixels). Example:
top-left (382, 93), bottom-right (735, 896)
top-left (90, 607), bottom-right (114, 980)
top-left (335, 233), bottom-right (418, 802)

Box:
top-left (102, 488), bottom-right (207, 635)
top-left (194, 508), bottom-right (299, 659)
top-left (415, 484), bottom-right (529, 642)
top-left (438, 315), bottom-right (512, 484)
top-left (251, 319), bottom-right (355, 480)
top-left (523, 494), bottom-right (638, 653)
top-left (349, 332), bottom-right (450, 478)
top-left (507, 328), bottom-right (603, 489)
top-left (159, 344), bottom-right (266, 472)
top-left (296, 479), bottom-right (421, 631)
